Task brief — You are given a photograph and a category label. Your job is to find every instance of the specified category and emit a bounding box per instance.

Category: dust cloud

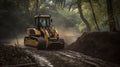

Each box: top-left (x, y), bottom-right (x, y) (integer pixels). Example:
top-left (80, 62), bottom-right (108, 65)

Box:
top-left (9, 26), bottom-right (81, 47)
top-left (9, 35), bottom-right (25, 47)
top-left (56, 26), bottom-right (81, 45)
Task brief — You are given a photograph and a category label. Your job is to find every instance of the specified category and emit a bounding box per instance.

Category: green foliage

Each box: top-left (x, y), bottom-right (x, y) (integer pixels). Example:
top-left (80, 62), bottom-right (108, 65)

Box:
top-left (56, 8), bottom-right (81, 27)
top-left (0, 0), bottom-right (120, 38)
top-left (113, 0), bottom-right (120, 16)
top-left (0, 0), bottom-right (31, 38)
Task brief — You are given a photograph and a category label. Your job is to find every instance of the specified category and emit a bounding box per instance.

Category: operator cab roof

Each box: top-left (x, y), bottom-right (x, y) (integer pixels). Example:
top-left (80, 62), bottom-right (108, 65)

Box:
top-left (34, 15), bottom-right (51, 18)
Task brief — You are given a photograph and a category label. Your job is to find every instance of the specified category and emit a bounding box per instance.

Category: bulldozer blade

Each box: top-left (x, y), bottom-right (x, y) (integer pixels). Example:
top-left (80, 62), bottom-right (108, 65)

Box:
top-left (47, 39), bottom-right (64, 50)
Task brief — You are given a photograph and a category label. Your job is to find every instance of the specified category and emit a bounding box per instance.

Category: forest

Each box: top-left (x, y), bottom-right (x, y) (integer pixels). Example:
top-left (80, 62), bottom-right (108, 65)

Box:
top-left (0, 0), bottom-right (120, 66)
top-left (0, 0), bottom-right (120, 39)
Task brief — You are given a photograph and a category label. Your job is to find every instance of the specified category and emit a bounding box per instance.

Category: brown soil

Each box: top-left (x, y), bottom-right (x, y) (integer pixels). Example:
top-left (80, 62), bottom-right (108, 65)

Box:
top-left (68, 32), bottom-right (120, 64)
top-left (0, 44), bottom-right (36, 66)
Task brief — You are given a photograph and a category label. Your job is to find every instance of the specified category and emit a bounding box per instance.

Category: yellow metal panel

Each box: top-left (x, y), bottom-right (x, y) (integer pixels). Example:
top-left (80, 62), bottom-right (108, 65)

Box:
top-left (26, 28), bottom-right (41, 36)
top-left (25, 39), bottom-right (39, 47)
top-left (34, 15), bottom-right (39, 18)
top-left (27, 28), bottom-right (30, 36)
top-left (40, 15), bottom-right (50, 17)
top-left (49, 27), bottom-right (59, 38)
top-left (40, 28), bottom-right (49, 43)
top-left (34, 28), bottom-right (41, 36)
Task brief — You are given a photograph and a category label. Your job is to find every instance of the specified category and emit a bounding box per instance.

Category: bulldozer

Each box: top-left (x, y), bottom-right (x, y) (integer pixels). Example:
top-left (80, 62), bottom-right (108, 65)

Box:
top-left (24, 15), bottom-right (64, 49)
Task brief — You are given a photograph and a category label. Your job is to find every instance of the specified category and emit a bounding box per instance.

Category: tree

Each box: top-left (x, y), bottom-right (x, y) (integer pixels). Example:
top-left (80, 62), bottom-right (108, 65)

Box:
top-left (35, 0), bottom-right (39, 14)
top-left (53, 0), bottom-right (66, 8)
top-left (107, 0), bottom-right (116, 31)
top-left (77, 0), bottom-right (91, 32)
top-left (88, 0), bottom-right (100, 31)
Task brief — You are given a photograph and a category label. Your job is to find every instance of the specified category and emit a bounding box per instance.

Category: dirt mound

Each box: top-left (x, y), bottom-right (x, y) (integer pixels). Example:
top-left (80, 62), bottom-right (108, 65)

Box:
top-left (0, 44), bottom-right (36, 66)
top-left (68, 32), bottom-right (120, 64)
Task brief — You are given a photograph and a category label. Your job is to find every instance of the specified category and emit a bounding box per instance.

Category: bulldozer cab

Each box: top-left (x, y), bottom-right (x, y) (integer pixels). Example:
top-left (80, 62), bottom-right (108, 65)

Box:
top-left (34, 15), bottom-right (52, 29)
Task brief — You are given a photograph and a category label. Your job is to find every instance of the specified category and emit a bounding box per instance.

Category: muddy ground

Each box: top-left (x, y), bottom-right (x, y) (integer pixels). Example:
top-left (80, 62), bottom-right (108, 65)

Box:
top-left (0, 32), bottom-right (120, 67)
top-left (0, 44), bottom-right (37, 67)
top-left (68, 32), bottom-right (120, 64)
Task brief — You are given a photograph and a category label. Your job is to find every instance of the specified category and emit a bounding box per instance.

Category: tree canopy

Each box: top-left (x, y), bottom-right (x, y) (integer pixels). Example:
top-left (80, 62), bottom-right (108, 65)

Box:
top-left (0, 0), bottom-right (120, 38)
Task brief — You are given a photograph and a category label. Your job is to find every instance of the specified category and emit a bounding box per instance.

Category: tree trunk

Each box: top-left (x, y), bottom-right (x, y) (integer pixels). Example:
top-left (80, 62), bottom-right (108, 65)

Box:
top-left (77, 0), bottom-right (91, 32)
top-left (35, 0), bottom-right (39, 14)
top-left (69, 3), bottom-right (75, 11)
top-left (107, 0), bottom-right (116, 31)
top-left (88, 0), bottom-right (100, 31)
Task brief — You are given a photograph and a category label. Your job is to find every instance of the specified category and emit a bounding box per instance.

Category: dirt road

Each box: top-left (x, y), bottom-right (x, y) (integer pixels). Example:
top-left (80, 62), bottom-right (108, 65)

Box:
top-left (24, 48), bottom-right (119, 67)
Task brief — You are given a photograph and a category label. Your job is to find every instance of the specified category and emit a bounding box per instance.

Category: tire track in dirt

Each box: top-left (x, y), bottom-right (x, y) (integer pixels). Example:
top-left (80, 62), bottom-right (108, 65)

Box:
top-left (24, 48), bottom-right (119, 67)
top-left (25, 50), bottom-right (53, 67)
top-left (58, 50), bottom-right (105, 67)
top-left (57, 50), bottom-right (119, 67)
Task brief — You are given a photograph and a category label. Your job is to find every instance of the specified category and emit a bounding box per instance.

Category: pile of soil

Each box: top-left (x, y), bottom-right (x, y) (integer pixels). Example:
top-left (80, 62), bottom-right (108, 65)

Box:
top-left (68, 32), bottom-right (120, 64)
top-left (0, 44), bottom-right (36, 66)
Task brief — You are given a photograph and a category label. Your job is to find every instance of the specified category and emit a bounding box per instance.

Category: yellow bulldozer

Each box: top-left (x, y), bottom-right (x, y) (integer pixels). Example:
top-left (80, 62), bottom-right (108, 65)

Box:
top-left (24, 15), bottom-right (64, 49)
